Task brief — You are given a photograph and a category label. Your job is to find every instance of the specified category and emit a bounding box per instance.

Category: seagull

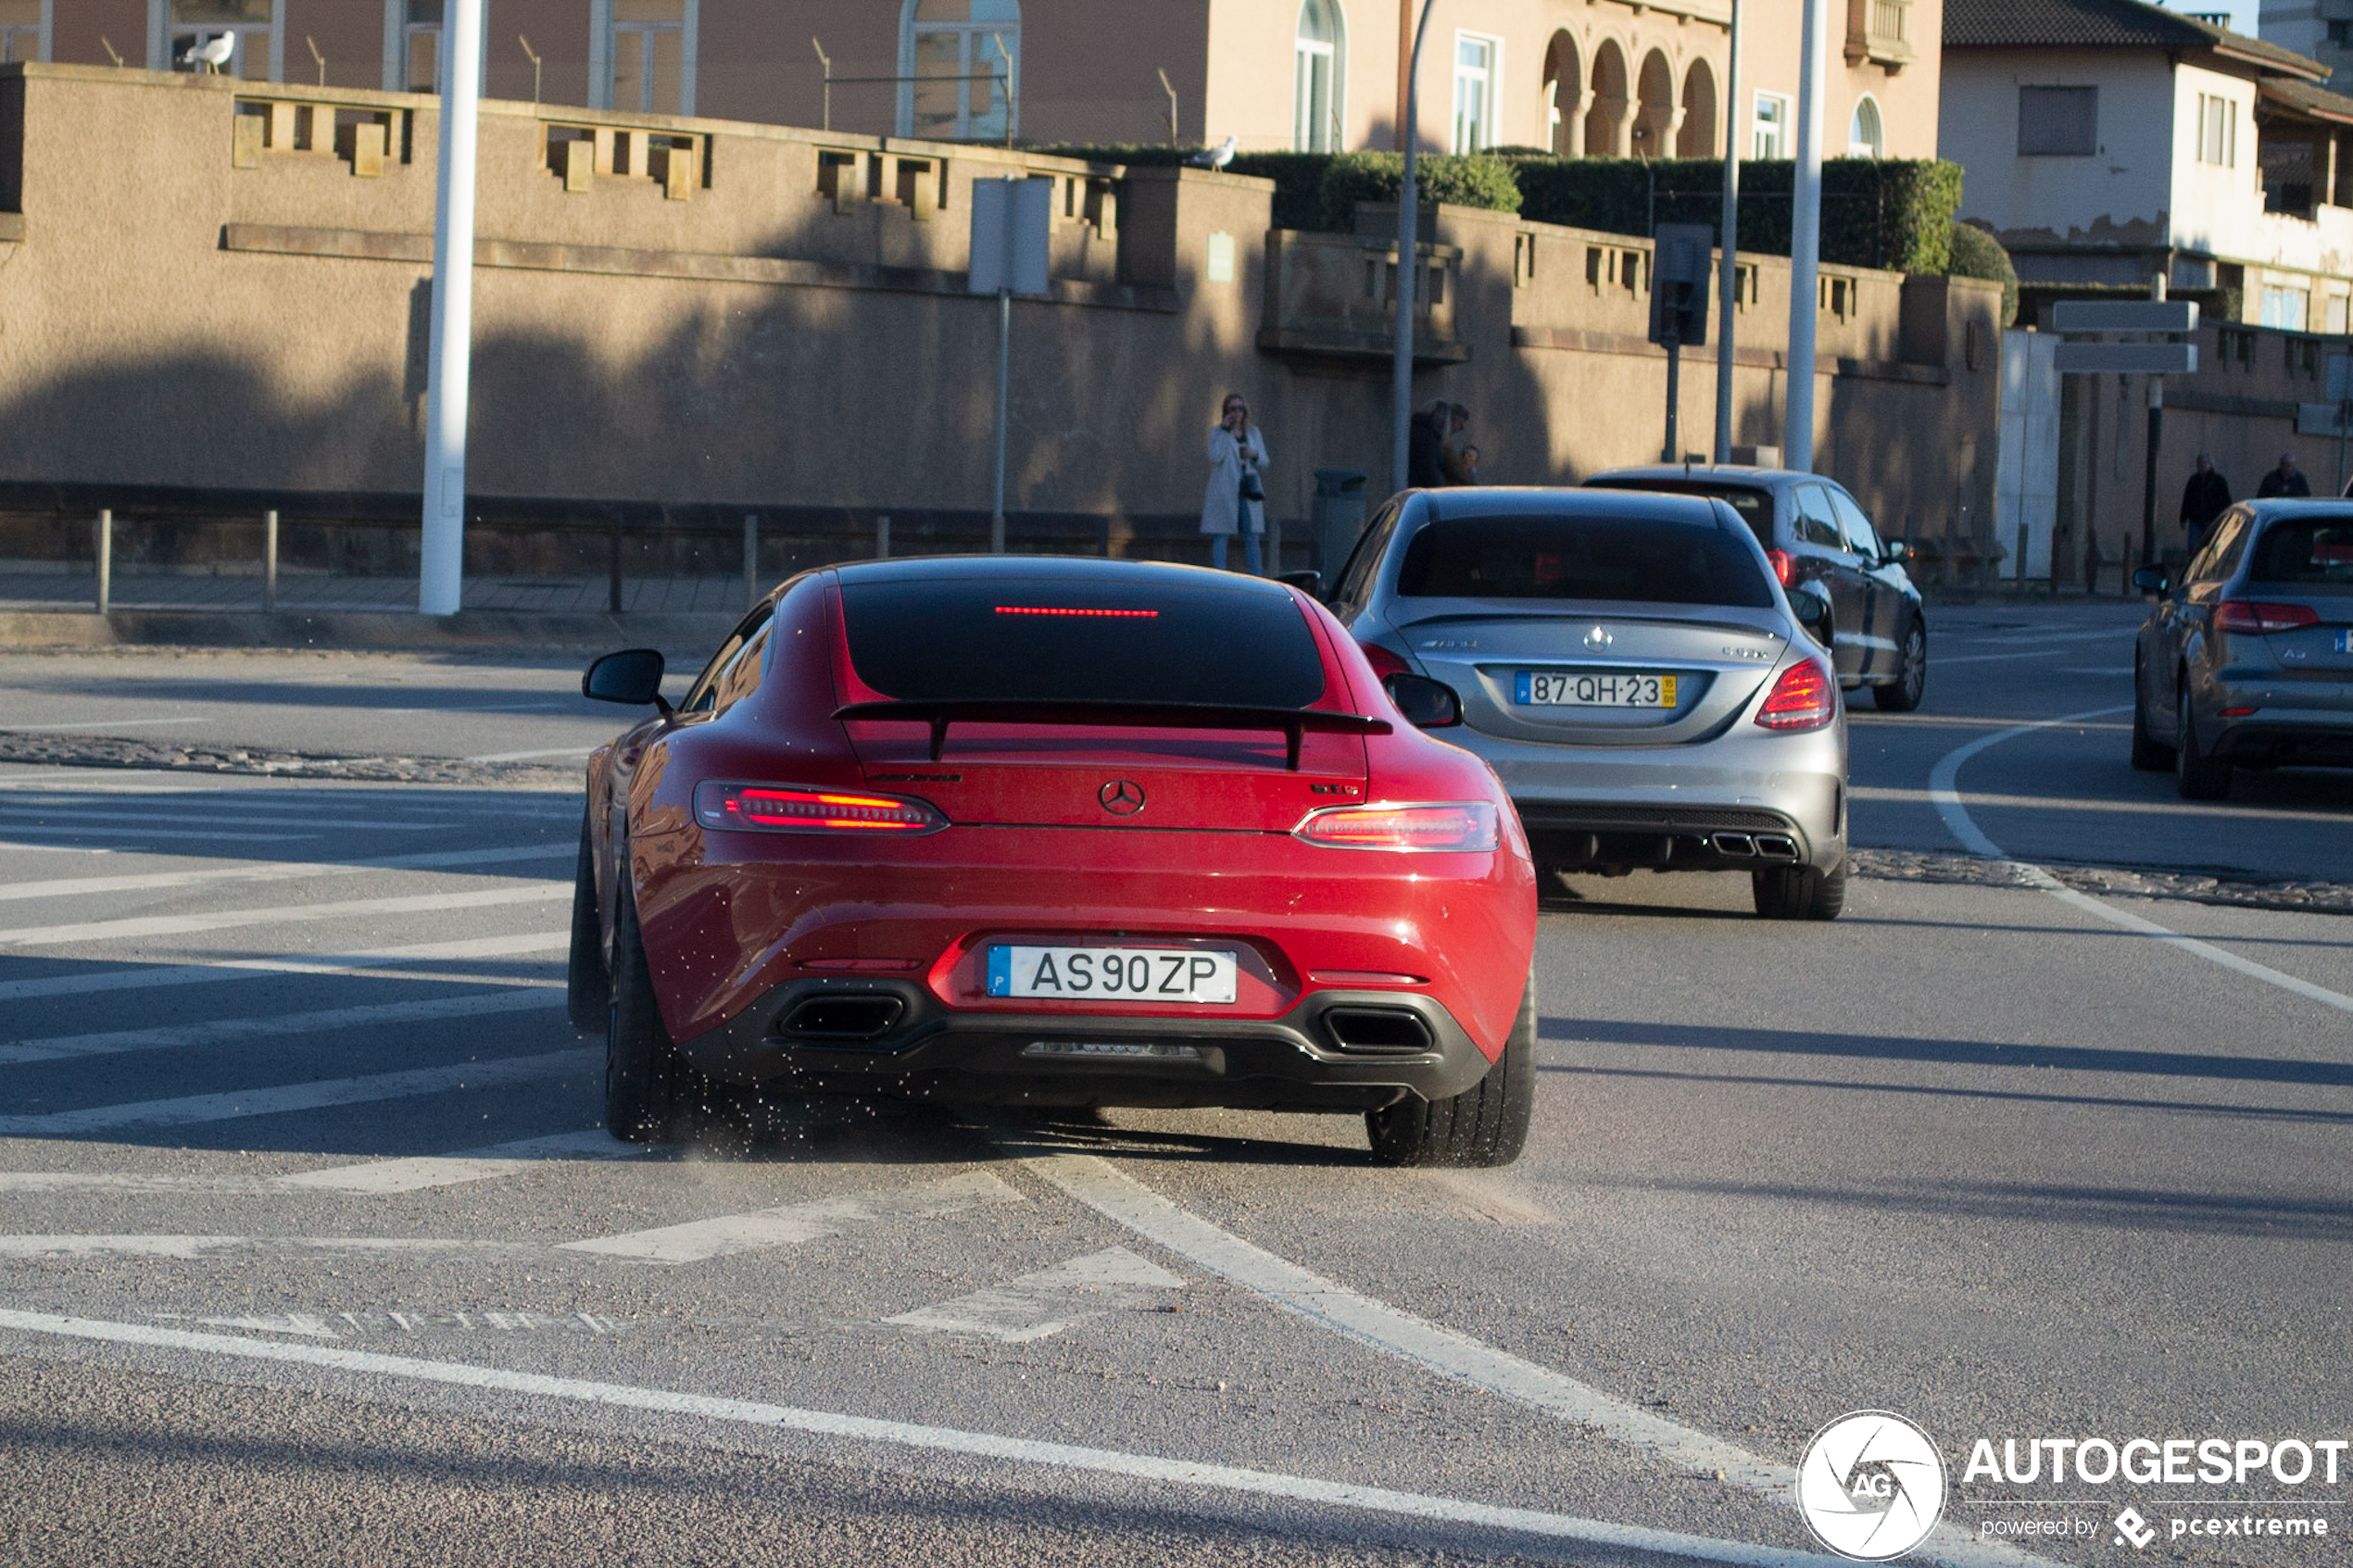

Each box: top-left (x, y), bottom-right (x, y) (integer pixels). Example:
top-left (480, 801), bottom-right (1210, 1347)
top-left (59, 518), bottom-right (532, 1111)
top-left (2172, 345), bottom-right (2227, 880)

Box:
top-left (181, 33), bottom-right (234, 73)
top-left (1189, 134), bottom-right (1239, 169)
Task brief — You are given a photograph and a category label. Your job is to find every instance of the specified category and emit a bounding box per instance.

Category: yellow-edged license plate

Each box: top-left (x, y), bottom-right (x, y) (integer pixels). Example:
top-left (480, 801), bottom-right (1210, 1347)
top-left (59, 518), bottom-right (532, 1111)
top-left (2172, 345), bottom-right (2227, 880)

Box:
top-left (1515, 671), bottom-right (1678, 708)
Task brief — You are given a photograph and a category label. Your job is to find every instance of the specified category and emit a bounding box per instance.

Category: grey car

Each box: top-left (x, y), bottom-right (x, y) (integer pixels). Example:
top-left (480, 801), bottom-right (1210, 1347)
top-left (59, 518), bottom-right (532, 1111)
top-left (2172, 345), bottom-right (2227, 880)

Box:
top-left (1583, 464), bottom-right (1929, 711)
top-left (2132, 500), bottom-right (2353, 799)
top-left (1321, 486), bottom-right (1851, 921)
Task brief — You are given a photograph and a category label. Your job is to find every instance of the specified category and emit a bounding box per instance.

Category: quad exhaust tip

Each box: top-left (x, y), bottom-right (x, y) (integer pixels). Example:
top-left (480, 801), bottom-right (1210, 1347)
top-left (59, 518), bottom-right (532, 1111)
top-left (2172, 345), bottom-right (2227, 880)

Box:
top-left (1711, 832), bottom-right (1800, 861)
top-left (779, 994), bottom-right (905, 1041)
top-left (1323, 1006), bottom-right (1435, 1056)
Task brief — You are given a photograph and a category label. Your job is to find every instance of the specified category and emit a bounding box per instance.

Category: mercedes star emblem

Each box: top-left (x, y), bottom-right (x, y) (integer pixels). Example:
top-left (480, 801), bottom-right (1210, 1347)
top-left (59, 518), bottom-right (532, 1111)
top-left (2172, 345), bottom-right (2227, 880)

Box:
top-left (1583, 625), bottom-right (1614, 650)
top-left (1099, 779), bottom-right (1146, 816)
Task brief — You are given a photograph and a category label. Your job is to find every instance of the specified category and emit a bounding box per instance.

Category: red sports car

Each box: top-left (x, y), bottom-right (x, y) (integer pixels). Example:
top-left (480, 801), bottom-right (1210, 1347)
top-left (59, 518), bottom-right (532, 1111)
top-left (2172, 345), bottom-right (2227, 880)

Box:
top-left (571, 557), bottom-right (1540, 1166)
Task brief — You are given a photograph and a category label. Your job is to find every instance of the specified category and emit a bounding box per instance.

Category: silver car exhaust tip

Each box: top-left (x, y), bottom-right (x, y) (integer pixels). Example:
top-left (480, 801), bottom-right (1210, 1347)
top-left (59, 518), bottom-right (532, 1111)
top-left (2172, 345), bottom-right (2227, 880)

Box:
top-left (1754, 834), bottom-right (1800, 860)
top-left (1710, 833), bottom-right (1757, 858)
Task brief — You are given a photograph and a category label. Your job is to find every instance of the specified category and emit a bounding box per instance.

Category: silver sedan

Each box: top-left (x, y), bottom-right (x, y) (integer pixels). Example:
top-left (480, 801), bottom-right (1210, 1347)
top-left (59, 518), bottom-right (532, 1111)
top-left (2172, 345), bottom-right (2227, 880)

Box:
top-left (1321, 487), bottom-right (1850, 920)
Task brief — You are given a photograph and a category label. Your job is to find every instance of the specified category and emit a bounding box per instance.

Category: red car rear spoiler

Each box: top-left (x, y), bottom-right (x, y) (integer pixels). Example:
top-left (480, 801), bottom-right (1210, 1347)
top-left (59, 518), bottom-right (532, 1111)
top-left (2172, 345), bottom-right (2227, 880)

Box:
top-left (831, 700), bottom-right (1391, 771)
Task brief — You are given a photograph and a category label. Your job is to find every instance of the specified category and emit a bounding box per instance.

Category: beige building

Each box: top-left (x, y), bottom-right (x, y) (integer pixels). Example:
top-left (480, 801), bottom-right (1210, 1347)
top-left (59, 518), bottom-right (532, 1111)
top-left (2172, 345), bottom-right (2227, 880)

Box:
top-left (7, 0), bottom-right (1939, 162)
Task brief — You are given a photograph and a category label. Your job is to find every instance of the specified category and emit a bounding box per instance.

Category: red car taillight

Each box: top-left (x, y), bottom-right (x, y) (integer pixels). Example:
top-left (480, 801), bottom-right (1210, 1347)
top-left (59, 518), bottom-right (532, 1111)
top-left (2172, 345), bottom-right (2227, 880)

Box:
top-left (1357, 641), bottom-right (1412, 678)
top-left (1294, 801), bottom-right (1500, 852)
top-left (1766, 548), bottom-right (1795, 587)
top-left (693, 782), bottom-right (948, 835)
top-left (2216, 601), bottom-right (2320, 633)
top-left (1753, 659), bottom-right (1837, 731)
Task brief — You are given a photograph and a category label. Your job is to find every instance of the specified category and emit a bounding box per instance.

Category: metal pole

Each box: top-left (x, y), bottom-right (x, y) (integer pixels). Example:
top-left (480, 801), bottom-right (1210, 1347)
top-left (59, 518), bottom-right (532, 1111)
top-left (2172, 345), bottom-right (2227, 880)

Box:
top-left (419, 0), bottom-right (484, 616)
top-left (1390, 0), bottom-right (1440, 494)
top-left (94, 509), bottom-right (110, 614)
top-left (609, 514), bottom-right (623, 613)
top-left (743, 513), bottom-right (759, 610)
top-left (2141, 379), bottom-right (2163, 567)
top-left (1662, 328), bottom-right (1682, 461)
top-left (1714, 0), bottom-right (1742, 463)
top-left (263, 508), bottom-right (278, 611)
top-left (1784, 0), bottom-right (1827, 472)
top-left (877, 513), bottom-right (892, 558)
top-left (991, 285), bottom-right (1011, 553)
top-left (2338, 395), bottom-right (2349, 497)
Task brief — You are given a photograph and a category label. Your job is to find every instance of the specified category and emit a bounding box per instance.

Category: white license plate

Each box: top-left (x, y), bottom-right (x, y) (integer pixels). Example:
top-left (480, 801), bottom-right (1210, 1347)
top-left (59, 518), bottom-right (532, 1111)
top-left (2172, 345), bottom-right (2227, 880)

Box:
top-left (1515, 671), bottom-right (1679, 708)
top-left (987, 946), bottom-right (1239, 1004)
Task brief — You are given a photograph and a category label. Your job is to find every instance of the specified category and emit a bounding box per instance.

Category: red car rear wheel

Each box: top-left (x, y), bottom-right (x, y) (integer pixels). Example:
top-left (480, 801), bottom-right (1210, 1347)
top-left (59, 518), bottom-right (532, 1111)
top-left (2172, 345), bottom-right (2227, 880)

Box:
top-left (606, 880), bottom-right (710, 1143)
top-left (1364, 965), bottom-right (1535, 1168)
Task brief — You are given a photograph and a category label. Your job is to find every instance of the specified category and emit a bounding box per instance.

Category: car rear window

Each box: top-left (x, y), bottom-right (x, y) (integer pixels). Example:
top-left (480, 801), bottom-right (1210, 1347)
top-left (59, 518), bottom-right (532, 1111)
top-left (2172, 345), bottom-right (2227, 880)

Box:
top-left (838, 576), bottom-right (1329, 708)
top-left (2250, 520), bottom-right (2353, 585)
top-left (1590, 480), bottom-right (1773, 549)
top-left (1395, 514), bottom-right (1777, 608)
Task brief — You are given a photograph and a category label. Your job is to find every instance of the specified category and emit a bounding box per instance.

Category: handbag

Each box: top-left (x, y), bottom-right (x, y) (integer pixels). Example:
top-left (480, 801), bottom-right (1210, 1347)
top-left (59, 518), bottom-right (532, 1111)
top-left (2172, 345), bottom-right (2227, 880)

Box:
top-left (1239, 469), bottom-right (1265, 504)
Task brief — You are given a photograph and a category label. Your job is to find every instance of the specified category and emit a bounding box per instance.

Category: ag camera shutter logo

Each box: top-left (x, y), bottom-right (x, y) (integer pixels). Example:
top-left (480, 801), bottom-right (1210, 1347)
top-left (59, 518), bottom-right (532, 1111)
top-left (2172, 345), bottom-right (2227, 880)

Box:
top-left (1797, 1411), bottom-right (1949, 1561)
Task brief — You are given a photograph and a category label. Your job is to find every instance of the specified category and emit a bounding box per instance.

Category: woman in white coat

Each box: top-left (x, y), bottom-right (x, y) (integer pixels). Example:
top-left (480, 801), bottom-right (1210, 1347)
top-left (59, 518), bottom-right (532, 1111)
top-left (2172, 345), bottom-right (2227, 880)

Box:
top-left (1202, 393), bottom-right (1269, 573)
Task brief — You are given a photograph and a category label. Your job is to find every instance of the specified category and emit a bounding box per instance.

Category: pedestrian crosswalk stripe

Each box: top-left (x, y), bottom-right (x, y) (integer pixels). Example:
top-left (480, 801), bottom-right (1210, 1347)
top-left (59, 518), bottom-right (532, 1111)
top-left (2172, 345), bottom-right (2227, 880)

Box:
top-left (0, 844), bottom-right (569, 906)
top-left (0, 1130), bottom-right (644, 1197)
top-left (0, 1236), bottom-right (535, 1259)
top-left (0, 932), bottom-right (567, 1005)
top-left (557, 1171), bottom-right (1026, 1263)
top-left (885, 1246), bottom-right (1183, 1342)
top-left (0, 883), bottom-right (567, 948)
top-left (0, 988), bottom-right (566, 1067)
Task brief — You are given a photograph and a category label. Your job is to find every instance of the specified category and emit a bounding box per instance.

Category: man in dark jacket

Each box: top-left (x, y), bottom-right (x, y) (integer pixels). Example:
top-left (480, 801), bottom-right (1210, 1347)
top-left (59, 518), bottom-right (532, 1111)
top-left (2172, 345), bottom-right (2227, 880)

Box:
top-left (2257, 451), bottom-right (2311, 498)
top-left (2180, 454), bottom-right (2232, 554)
top-left (1406, 401), bottom-right (1449, 488)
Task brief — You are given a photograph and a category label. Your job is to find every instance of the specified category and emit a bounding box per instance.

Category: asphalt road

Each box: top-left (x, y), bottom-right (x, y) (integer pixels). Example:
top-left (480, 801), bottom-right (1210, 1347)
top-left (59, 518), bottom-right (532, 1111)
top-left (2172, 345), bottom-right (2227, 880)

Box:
top-left (0, 599), bottom-right (2347, 1567)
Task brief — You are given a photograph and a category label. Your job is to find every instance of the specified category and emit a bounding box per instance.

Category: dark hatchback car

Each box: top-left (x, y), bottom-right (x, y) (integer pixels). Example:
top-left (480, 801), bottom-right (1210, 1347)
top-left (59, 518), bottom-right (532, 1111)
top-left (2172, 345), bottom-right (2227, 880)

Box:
top-left (2133, 501), bottom-right (2353, 798)
top-left (1584, 465), bottom-right (1928, 711)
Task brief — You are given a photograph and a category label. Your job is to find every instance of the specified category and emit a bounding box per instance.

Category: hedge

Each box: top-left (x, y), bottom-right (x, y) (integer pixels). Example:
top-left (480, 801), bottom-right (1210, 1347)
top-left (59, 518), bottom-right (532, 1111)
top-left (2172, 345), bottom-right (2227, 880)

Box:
top-left (1947, 220), bottom-right (2020, 328)
top-left (1311, 152), bottom-right (1523, 231)
top-left (1507, 157), bottom-right (1961, 273)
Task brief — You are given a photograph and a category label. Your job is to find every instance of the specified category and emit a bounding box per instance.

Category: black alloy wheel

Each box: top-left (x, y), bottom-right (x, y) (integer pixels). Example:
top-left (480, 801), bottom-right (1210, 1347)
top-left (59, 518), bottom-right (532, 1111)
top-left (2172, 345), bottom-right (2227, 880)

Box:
top-left (1872, 621), bottom-right (1927, 711)
top-left (2175, 684), bottom-right (2233, 800)
top-left (1365, 966), bottom-right (1537, 1168)
top-left (1753, 859), bottom-right (1847, 921)
top-left (2128, 655), bottom-right (2173, 771)
top-left (605, 878), bottom-right (711, 1143)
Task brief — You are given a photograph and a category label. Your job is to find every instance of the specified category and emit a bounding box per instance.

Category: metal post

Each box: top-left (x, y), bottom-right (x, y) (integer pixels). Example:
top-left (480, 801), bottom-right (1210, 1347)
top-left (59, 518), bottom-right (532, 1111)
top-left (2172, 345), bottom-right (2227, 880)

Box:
top-left (2337, 395), bottom-right (2348, 497)
top-left (877, 513), bottom-right (891, 558)
top-left (743, 513), bottom-right (759, 610)
top-left (1661, 326), bottom-right (1682, 462)
top-left (609, 514), bottom-right (623, 613)
top-left (1714, 0), bottom-right (1743, 463)
top-left (94, 509), bottom-right (111, 614)
top-left (519, 35), bottom-right (541, 106)
top-left (2141, 380), bottom-right (2163, 567)
top-left (991, 285), bottom-right (1011, 553)
top-left (1390, 0), bottom-right (1440, 494)
top-left (419, 0), bottom-right (484, 617)
top-left (263, 508), bottom-right (279, 611)
top-left (812, 38), bottom-right (830, 132)
top-left (1784, 0), bottom-right (1828, 472)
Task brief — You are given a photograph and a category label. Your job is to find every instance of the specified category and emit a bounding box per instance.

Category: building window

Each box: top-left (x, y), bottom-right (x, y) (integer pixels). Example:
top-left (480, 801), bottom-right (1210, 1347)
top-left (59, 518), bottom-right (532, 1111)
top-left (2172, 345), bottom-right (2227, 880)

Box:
top-left (401, 0), bottom-right (440, 93)
top-left (170, 0), bottom-right (275, 81)
top-left (1452, 32), bottom-right (1497, 153)
top-left (2196, 93), bottom-right (2236, 168)
top-left (2329, 292), bottom-right (2350, 334)
top-left (2261, 284), bottom-right (2310, 332)
top-left (610, 0), bottom-right (686, 117)
top-left (0, 0), bottom-right (41, 64)
top-left (2018, 85), bottom-right (2096, 157)
top-left (1847, 94), bottom-right (1882, 157)
top-left (1753, 92), bottom-right (1789, 159)
top-left (902, 0), bottom-right (1020, 143)
top-left (1293, 0), bottom-right (1344, 152)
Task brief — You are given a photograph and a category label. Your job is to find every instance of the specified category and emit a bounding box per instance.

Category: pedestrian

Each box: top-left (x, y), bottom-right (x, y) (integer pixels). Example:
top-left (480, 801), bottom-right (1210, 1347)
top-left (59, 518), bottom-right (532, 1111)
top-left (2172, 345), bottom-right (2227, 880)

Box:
top-left (1407, 398), bottom-right (1449, 488)
top-left (2256, 450), bottom-right (2310, 498)
top-left (2179, 453), bottom-right (2233, 555)
top-left (1440, 405), bottom-right (1476, 485)
top-left (1202, 392), bottom-right (1269, 573)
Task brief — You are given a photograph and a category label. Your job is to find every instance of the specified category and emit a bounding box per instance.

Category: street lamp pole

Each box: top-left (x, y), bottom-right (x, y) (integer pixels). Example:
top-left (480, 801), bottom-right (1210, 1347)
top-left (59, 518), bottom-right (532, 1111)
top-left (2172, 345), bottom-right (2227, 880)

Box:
top-left (1783, 0), bottom-right (1826, 472)
top-left (1713, 0), bottom-right (1742, 463)
top-left (1390, 0), bottom-right (1439, 495)
top-left (419, 0), bottom-right (484, 616)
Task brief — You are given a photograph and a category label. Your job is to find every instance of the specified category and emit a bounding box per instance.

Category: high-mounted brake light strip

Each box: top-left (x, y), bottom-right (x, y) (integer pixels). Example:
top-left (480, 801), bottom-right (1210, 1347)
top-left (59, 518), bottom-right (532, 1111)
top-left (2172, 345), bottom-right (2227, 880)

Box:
top-left (993, 607), bottom-right (1160, 619)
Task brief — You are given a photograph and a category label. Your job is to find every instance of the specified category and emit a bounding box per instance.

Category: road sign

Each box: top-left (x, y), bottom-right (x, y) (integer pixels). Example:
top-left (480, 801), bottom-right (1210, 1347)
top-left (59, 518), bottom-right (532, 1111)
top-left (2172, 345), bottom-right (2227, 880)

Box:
top-left (968, 177), bottom-right (1051, 297)
top-left (2053, 342), bottom-right (2198, 375)
top-left (2049, 300), bottom-right (2200, 333)
top-left (1649, 223), bottom-right (1711, 349)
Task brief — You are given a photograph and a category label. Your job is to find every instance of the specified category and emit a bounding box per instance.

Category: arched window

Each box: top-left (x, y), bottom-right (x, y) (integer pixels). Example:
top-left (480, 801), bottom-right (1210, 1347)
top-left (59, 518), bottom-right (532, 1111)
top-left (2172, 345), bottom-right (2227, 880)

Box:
top-left (1677, 57), bottom-right (1716, 157)
top-left (1847, 94), bottom-right (1883, 157)
top-left (1293, 0), bottom-right (1346, 152)
top-left (901, 0), bottom-right (1020, 142)
top-left (1542, 31), bottom-right (1580, 157)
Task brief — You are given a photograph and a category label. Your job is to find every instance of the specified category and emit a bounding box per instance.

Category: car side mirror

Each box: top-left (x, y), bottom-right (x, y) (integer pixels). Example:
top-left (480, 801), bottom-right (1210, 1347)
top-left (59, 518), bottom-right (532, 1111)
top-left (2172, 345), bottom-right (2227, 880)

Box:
top-left (1277, 569), bottom-right (1324, 598)
top-left (2132, 566), bottom-right (2170, 596)
top-left (1881, 539), bottom-right (1910, 564)
top-left (584, 647), bottom-right (672, 712)
top-left (1786, 583), bottom-right (1834, 647)
top-left (1382, 671), bottom-right (1461, 729)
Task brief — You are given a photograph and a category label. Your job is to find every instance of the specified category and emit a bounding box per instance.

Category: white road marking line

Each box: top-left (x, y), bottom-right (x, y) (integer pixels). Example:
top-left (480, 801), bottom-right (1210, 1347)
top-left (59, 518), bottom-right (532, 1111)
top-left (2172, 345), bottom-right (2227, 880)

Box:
top-left (0, 988), bottom-right (567, 1068)
top-left (885, 1246), bottom-right (1184, 1343)
top-left (466, 746), bottom-right (598, 763)
top-left (198, 1312), bottom-right (341, 1337)
top-left (1930, 708), bottom-right (2353, 1018)
top-left (0, 1308), bottom-right (1865, 1568)
top-left (0, 843), bottom-right (569, 905)
top-left (0, 806), bottom-right (447, 831)
top-left (0, 718), bottom-right (207, 732)
top-left (2052, 666), bottom-right (2135, 675)
top-left (0, 931), bottom-right (567, 1004)
top-left (0, 882), bottom-right (566, 948)
top-left (0, 825), bottom-right (315, 843)
top-left (0, 842), bottom-right (95, 854)
top-left (1930, 646), bottom-right (2097, 665)
top-left (0, 1237), bottom-right (533, 1259)
top-left (1941, 627), bottom-right (2132, 648)
top-left (557, 1171), bottom-right (1026, 1264)
top-left (0, 1130), bottom-right (643, 1197)
top-left (1848, 784), bottom-right (2351, 825)
top-left (1020, 1153), bottom-right (2052, 1568)
top-left (283, 1129), bottom-right (650, 1194)
top-left (0, 1044), bottom-right (593, 1135)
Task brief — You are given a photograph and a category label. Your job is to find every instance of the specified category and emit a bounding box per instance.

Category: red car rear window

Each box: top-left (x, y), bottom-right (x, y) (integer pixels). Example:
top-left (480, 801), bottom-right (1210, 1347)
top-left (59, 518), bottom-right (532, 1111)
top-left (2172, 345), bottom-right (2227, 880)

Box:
top-left (838, 575), bottom-right (1329, 708)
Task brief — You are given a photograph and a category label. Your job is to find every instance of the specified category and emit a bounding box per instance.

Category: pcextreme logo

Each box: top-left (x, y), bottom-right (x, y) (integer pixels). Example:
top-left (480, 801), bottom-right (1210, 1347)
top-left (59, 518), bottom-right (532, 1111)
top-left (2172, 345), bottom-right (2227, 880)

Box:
top-left (1797, 1411), bottom-right (1950, 1562)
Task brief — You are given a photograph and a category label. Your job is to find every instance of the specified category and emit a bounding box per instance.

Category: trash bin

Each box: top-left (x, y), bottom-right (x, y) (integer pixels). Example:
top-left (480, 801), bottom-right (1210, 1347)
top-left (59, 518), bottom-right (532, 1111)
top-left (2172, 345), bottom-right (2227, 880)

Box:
top-left (1311, 469), bottom-right (1367, 579)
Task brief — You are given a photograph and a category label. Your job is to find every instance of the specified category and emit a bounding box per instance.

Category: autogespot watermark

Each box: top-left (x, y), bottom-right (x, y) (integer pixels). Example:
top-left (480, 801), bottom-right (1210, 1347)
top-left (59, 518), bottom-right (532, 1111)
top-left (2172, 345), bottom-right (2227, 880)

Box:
top-left (1795, 1415), bottom-right (2345, 1559)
